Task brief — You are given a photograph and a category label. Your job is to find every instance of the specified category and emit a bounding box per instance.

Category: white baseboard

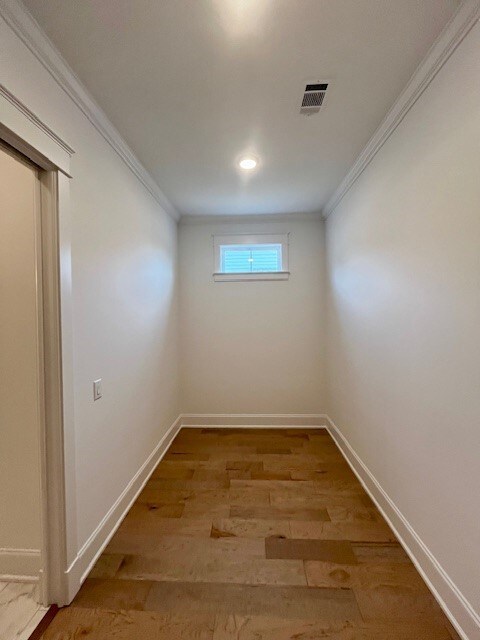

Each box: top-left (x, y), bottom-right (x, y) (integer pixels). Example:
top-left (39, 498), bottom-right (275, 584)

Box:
top-left (0, 548), bottom-right (41, 581)
top-left (180, 413), bottom-right (328, 427)
top-left (64, 415), bottom-right (182, 603)
top-left (326, 416), bottom-right (480, 640)
top-left (0, 574), bottom-right (39, 583)
top-left (60, 409), bottom-right (479, 640)
top-left (62, 413), bottom-right (325, 602)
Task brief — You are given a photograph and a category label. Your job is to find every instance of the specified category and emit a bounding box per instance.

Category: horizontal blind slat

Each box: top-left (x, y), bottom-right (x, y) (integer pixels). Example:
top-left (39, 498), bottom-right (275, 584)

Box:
top-left (221, 243), bottom-right (282, 273)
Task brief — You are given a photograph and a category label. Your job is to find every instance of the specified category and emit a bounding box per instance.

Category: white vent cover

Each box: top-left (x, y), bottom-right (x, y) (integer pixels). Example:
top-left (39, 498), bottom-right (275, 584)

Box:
top-left (300, 82), bottom-right (328, 116)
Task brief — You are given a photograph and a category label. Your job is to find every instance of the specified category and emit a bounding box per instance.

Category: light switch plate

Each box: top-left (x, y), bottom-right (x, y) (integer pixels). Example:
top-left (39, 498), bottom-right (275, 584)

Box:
top-left (93, 378), bottom-right (102, 401)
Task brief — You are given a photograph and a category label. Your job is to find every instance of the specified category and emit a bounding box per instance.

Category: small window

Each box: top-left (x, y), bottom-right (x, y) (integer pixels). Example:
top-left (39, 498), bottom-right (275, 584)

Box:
top-left (213, 234), bottom-right (289, 281)
top-left (221, 244), bottom-right (281, 273)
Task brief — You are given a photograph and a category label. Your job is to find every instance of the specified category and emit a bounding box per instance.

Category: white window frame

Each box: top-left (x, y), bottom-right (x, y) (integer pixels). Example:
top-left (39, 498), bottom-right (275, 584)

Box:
top-left (213, 233), bottom-right (290, 282)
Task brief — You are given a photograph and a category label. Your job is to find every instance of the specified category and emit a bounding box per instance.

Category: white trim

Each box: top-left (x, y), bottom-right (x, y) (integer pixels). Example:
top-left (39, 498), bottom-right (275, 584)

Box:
top-left (326, 415), bottom-right (480, 640)
top-left (0, 574), bottom-right (40, 583)
top-left (213, 233), bottom-right (289, 281)
top-left (0, 84), bottom-right (74, 155)
top-left (0, 134), bottom-right (76, 606)
top-left (65, 413), bottom-right (331, 601)
top-left (214, 232), bottom-right (289, 247)
top-left (177, 412), bottom-right (480, 638)
top-left (323, 0), bottom-right (480, 219)
top-left (213, 271), bottom-right (290, 282)
top-left (180, 413), bottom-right (328, 427)
top-left (56, 407), bottom-right (480, 640)
top-left (64, 415), bottom-right (182, 603)
top-left (0, 84), bottom-right (73, 175)
top-left (0, 0), bottom-right (179, 220)
top-left (0, 549), bottom-right (41, 579)
top-left (38, 170), bottom-right (77, 607)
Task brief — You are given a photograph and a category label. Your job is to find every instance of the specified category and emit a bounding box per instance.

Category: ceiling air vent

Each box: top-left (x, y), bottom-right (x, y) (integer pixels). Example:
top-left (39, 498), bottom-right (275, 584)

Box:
top-left (300, 82), bottom-right (328, 116)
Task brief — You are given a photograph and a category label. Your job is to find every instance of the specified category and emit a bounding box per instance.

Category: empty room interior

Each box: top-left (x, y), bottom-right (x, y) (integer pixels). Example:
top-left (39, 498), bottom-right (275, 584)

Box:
top-left (0, 0), bottom-right (479, 638)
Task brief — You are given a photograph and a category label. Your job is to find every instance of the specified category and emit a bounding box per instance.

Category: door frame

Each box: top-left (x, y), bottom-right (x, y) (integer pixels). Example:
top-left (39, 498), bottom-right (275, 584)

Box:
top-left (1, 84), bottom-right (76, 606)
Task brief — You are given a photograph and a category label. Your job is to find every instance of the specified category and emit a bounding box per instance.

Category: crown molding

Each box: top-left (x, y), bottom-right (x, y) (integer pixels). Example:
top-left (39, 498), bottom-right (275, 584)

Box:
top-left (179, 211), bottom-right (324, 225)
top-left (0, 0), bottom-right (179, 221)
top-left (0, 83), bottom-right (73, 174)
top-left (323, 0), bottom-right (480, 219)
top-left (0, 84), bottom-right (74, 157)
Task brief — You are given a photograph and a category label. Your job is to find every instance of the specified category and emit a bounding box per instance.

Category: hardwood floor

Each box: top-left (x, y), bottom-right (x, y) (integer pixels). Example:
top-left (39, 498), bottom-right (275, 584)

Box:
top-left (41, 428), bottom-right (460, 639)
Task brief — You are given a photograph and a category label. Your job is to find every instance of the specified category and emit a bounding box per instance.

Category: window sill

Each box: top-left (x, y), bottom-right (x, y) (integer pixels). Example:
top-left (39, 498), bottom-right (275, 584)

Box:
top-left (213, 271), bottom-right (290, 282)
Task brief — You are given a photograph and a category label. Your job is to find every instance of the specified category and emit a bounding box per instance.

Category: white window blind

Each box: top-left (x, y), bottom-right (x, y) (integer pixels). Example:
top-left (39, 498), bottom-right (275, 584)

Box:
top-left (220, 244), bottom-right (282, 273)
top-left (213, 234), bottom-right (289, 282)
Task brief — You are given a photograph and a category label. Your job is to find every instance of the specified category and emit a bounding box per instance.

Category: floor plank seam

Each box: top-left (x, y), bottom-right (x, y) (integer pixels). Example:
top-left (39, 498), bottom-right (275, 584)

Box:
top-left (39, 427), bottom-right (462, 640)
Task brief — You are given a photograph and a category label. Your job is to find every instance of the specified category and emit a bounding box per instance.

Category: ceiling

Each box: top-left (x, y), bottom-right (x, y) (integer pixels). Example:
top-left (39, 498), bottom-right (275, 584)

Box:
top-left (24, 0), bottom-right (459, 217)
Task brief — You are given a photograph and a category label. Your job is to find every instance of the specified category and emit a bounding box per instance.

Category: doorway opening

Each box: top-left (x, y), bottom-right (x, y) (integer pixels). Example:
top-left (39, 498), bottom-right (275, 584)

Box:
top-left (0, 130), bottom-right (73, 616)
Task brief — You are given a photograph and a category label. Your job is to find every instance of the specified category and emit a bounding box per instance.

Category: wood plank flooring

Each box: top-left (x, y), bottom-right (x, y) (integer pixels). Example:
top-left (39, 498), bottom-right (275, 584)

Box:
top-left (41, 428), bottom-right (460, 639)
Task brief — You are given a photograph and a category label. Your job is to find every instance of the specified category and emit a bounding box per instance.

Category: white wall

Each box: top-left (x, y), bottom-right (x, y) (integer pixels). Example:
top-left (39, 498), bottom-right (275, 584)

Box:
top-left (179, 217), bottom-right (326, 414)
top-left (325, 21), bottom-right (480, 624)
top-left (3, 4), bottom-right (478, 627)
top-left (0, 14), bottom-right (180, 560)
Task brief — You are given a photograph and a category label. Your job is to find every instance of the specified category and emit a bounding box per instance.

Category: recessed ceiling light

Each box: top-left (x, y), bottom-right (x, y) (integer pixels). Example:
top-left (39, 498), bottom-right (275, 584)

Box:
top-left (239, 156), bottom-right (258, 170)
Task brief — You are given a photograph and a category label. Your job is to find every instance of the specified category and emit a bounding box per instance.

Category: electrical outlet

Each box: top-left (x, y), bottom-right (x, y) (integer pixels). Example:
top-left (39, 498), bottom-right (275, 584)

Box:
top-left (93, 378), bottom-right (102, 401)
